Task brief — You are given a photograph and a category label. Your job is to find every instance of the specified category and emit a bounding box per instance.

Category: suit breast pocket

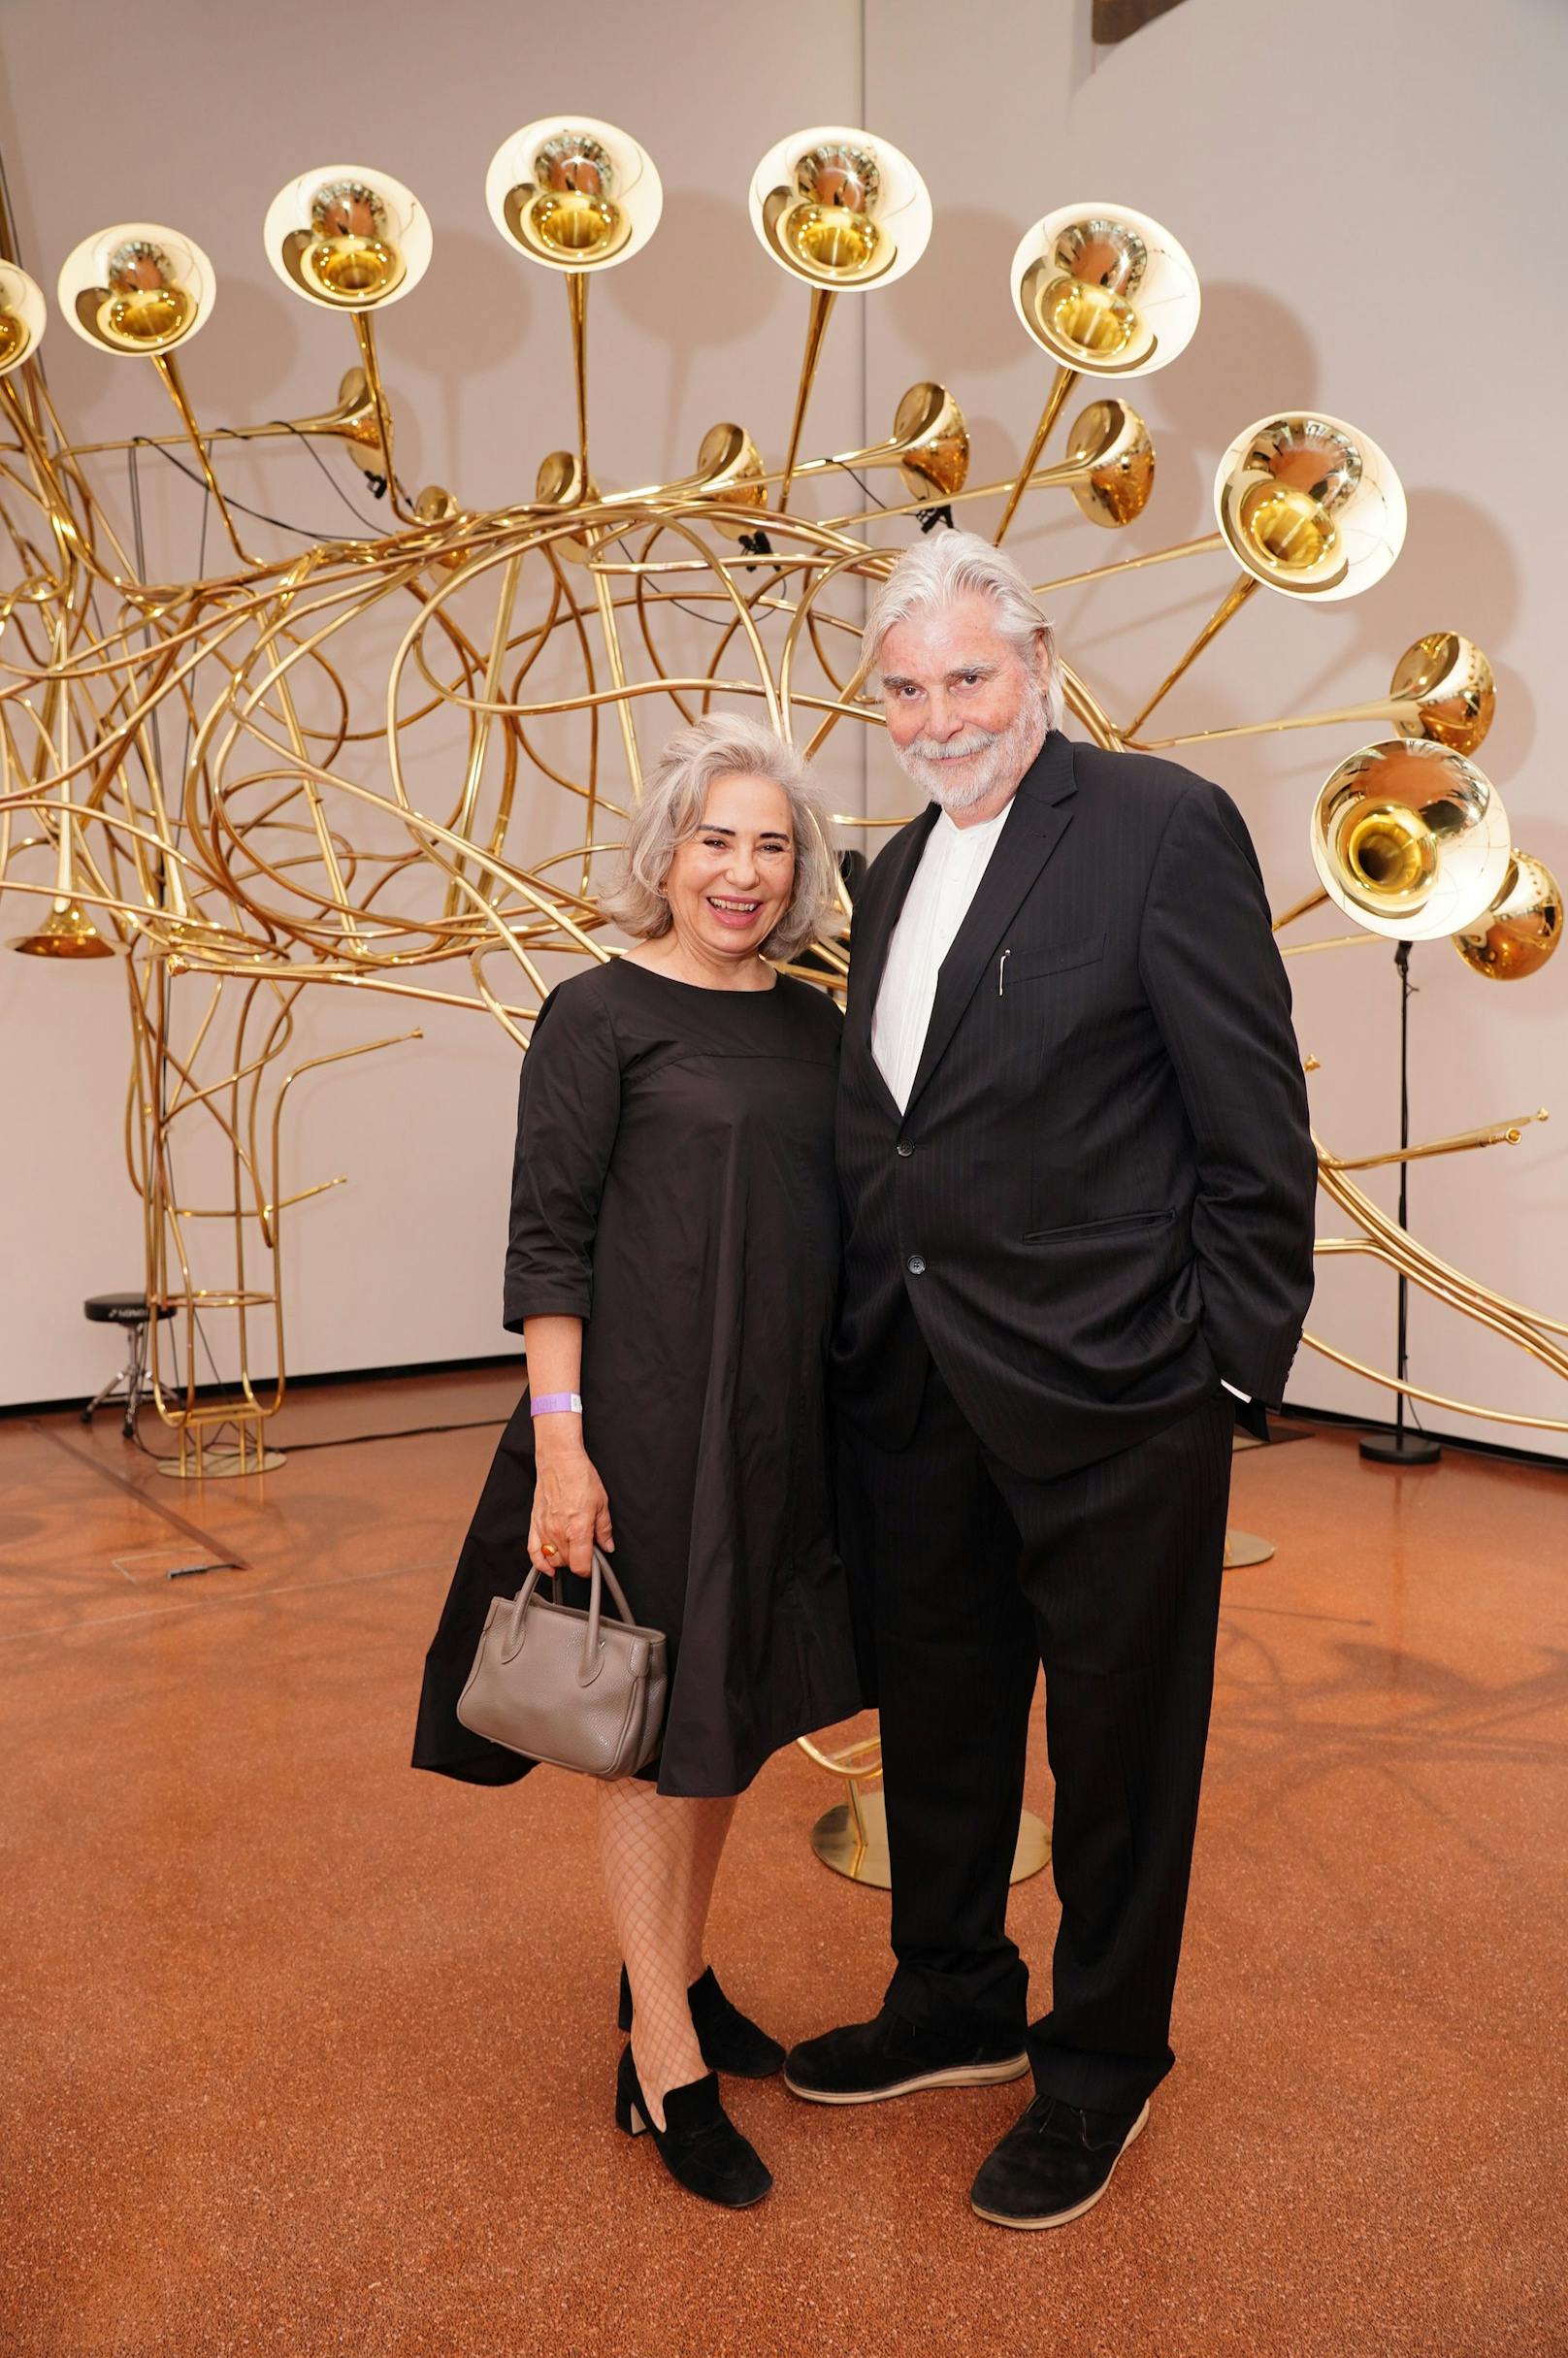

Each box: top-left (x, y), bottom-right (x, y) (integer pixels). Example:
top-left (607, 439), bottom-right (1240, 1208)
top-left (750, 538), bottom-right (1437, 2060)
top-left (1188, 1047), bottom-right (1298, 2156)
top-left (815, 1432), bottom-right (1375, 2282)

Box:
top-left (1004, 931), bottom-right (1106, 987)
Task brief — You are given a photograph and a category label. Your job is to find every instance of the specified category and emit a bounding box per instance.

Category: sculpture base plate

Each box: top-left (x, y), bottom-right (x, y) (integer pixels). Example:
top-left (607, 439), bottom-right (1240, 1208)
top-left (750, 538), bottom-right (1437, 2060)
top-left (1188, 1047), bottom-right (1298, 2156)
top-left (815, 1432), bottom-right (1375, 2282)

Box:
top-left (1223, 1528), bottom-right (1275, 1568)
top-left (155, 1447), bottom-right (286, 1480)
top-left (811, 1790), bottom-right (1049, 1888)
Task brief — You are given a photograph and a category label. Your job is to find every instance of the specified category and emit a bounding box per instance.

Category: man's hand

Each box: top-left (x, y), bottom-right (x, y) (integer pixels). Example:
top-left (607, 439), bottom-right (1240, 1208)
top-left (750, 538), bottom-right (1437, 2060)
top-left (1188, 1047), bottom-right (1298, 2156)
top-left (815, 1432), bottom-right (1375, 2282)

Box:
top-left (528, 1426), bottom-right (614, 1576)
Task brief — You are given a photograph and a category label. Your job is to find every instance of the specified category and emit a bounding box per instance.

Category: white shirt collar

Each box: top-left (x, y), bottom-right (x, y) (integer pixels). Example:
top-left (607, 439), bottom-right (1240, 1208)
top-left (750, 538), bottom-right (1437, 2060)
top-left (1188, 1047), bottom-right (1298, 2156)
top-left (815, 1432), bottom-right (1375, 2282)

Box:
top-left (930, 796), bottom-right (1017, 855)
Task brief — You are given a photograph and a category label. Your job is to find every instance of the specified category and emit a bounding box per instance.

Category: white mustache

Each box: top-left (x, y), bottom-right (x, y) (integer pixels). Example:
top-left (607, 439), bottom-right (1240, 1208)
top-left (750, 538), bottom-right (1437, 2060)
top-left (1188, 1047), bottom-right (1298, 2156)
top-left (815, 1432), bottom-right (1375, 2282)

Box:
top-left (904, 727), bottom-right (997, 762)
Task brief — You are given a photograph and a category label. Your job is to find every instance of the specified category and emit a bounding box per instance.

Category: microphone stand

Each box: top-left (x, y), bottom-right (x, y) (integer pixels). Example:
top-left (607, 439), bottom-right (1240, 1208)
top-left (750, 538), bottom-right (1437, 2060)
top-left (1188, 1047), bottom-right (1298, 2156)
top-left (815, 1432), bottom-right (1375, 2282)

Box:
top-left (1359, 938), bottom-right (1443, 1466)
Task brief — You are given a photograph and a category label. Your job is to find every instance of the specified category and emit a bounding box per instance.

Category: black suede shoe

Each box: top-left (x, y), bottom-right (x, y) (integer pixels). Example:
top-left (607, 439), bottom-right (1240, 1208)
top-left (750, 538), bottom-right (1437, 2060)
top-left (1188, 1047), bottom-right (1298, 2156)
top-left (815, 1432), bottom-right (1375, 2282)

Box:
top-left (969, 2091), bottom-right (1150, 2229)
top-left (783, 2008), bottom-right (1029, 2104)
top-left (614, 2044), bottom-right (773, 2209)
top-left (616, 1964), bottom-right (785, 2080)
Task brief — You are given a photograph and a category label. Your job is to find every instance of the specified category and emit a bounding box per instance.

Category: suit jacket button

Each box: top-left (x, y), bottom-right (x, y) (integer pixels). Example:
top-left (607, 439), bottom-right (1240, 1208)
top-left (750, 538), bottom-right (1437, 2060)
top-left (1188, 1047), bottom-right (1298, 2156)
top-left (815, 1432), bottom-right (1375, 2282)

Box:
top-left (907, 1254), bottom-right (926, 1275)
top-left (897, 1141), bottom-right (913, 1158)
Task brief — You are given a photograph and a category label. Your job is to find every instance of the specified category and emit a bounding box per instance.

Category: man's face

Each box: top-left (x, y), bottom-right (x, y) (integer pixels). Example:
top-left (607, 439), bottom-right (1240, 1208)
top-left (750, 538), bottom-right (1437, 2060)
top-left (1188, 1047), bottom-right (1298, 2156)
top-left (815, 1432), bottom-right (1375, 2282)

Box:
top-left (879, 592), bottom-right (1049, 816)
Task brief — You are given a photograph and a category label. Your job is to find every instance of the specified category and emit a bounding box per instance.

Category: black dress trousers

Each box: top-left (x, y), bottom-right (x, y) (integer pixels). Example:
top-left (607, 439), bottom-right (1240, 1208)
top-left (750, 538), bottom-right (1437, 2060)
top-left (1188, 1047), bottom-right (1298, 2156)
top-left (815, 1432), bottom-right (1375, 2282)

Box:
top-left (839, 1299), bottom-right (1235, 2116)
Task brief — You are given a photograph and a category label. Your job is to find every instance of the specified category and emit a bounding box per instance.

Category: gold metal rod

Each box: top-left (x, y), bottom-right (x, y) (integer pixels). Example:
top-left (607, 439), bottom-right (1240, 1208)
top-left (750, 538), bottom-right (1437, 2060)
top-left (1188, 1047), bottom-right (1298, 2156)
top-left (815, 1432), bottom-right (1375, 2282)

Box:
top-left (1122, 571), bottom-right (1261, 739)
top-left (1035, 531), bottom-right (1225, 599)
top-left (1323, 1110), bottom-right (1549, 1172)
top-left (1053, 653), bottom-right (1121, 746)
top-left (567, 272), bottom-right (592, 496)
top-left (1280, 932), bottom-right (1385, 958)
top-left (1313, 1148), bottom-right (1568, 1342)
top-left (1299, 1329), bottom-right (1568, 1432)
top-left (263, 1031), bottom-right (419, 1249)
top-left (349, 312), bottom-right (416, 522)
top-left (777, 287), bottom-right (836, 515)
top-left (150, 353), bottom-right (260, 568)
top-left (994, 365), bottom-right (1079, 546)
top-left (1271, 886), bottom-right (1330, 933)
top-left (444, 551), bottom-right (523, 917)
top-left (1138, 694), bottom-right (1423, 753)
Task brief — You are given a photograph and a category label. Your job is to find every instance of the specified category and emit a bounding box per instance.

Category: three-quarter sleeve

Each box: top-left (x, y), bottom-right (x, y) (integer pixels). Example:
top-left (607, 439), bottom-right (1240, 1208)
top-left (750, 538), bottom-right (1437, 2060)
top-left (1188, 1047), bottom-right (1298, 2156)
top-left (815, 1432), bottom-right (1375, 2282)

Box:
top-left (502, 980), bottom-right (624, 1332)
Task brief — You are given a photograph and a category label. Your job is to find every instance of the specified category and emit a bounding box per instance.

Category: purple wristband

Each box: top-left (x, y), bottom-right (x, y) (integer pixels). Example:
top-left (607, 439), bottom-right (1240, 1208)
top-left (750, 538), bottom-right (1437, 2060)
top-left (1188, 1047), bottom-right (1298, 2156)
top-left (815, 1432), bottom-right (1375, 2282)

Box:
top-left (530, 1392), bottom-right (583, 1418)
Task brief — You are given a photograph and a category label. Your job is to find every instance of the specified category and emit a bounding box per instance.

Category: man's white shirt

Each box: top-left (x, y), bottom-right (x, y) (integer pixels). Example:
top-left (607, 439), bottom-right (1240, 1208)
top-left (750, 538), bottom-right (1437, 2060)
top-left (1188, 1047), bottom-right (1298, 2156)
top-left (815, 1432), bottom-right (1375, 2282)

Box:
top-left (867, 792), bottom-right (1252, 1408)
top-left (871, 800), bottom-right (1013, 1114)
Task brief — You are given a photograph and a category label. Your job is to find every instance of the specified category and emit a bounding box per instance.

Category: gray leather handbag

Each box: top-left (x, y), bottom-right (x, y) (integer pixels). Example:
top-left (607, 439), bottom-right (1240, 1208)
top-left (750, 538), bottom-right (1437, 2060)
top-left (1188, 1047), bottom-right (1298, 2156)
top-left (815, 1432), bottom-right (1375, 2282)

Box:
top-left (456, 1548), bottom-right (668, 1780)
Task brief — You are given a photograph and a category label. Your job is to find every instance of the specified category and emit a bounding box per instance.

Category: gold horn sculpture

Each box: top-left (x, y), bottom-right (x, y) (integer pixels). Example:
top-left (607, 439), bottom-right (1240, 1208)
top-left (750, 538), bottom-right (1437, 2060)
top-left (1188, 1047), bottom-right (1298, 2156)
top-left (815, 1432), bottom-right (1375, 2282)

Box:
top-left (54, 220), bottom-right (258, 565)
top-left (486, 116), bottom-right (663, 506)
top-left (7, 607), bottom-right (119, 960)
top-left (1453, 851), bottom-right (1563, 981)
top-left (800, 379), bottom-right (970, 508)
top-left (263, 164), bottom-right (433, 521)
top-left (486, 116), bottom-right (664, 800)
top-left (1122, 411), bottom-right (1407, 738)
top-left (1050, 396), bottom-right (1155, 528)
top-left (747, 124), bottom-right (932, 511)
top-left (604, 419), bottom-right (770, 539)
top-left (1138, 630), bottom-right (1495, 757)
top-left (1309, 739), bottom-right (1513, 941)
top-left (998, 201), bottom-right (1197, 543)
top-left (277, 364), bottom-right (389, 478)
top-left (0, 258), bottom-right (47, 375)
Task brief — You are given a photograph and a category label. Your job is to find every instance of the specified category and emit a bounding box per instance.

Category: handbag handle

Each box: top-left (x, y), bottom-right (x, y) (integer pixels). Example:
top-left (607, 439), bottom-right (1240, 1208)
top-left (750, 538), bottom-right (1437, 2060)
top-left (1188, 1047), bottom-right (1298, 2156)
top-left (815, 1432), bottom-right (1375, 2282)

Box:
top-left (506, 1546), bottom-right (637, 1687)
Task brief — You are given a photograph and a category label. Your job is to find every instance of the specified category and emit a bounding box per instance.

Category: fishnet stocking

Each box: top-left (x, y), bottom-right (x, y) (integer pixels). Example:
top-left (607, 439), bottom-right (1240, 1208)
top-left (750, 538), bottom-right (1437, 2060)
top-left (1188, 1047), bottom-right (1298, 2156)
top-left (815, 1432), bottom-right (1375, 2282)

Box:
top-left (598, 1780), bottom-right (737, 2129)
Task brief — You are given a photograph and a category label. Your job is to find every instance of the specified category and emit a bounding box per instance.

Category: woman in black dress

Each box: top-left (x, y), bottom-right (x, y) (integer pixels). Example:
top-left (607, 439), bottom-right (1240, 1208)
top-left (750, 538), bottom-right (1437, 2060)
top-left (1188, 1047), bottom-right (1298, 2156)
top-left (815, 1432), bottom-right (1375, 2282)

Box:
top-left (413, 712), bottom-right (861, 2208)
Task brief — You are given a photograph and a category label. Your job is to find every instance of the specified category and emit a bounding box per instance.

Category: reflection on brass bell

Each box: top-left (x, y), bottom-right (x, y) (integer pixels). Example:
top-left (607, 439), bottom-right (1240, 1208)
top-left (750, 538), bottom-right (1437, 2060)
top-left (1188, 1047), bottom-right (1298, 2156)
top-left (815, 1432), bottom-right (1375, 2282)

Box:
top-left (97, 241), bottom-right (193, 351)
top-left (300, 180), bottom-right (405, 305)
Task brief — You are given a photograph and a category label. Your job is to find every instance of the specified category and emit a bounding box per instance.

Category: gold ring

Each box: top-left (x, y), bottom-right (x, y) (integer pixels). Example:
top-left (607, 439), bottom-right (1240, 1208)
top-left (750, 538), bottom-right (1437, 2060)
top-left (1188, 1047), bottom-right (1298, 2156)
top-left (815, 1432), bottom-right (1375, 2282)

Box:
top-left (541, 1541), bottom-right (559, 1559)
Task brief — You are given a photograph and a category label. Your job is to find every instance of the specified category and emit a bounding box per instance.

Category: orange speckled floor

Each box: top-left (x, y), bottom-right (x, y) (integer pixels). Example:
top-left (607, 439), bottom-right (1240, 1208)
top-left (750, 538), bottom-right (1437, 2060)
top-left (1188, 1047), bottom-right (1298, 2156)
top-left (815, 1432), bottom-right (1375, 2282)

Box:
top-left (1, 1374), bottom-right (1563, 2357)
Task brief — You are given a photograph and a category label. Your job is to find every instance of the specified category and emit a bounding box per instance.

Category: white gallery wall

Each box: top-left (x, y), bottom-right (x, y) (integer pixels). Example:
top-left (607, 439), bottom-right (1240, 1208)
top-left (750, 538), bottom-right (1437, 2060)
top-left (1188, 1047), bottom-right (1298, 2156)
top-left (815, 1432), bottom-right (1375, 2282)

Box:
top-left (2, 0), bottom-right (1565, 1460)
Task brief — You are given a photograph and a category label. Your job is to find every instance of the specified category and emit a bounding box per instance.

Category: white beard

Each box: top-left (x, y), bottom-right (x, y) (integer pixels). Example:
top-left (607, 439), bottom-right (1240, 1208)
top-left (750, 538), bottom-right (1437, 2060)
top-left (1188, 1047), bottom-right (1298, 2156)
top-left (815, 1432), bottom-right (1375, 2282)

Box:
top-left (894, 689), bottom-right (1050, 813)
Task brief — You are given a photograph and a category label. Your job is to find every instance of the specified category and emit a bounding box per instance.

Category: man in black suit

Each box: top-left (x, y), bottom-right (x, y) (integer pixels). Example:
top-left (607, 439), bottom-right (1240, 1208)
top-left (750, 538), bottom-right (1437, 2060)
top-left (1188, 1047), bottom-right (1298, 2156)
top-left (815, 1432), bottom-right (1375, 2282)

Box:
top-left (785, 531), bottom-right (1317, 2229)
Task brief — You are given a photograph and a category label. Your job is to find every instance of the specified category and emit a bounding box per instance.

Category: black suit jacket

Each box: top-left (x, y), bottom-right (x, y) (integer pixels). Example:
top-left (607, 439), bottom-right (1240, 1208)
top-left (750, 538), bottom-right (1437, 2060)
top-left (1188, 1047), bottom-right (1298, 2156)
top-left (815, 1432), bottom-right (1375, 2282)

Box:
top-left (833, 731), bottom-right (1318, 1479)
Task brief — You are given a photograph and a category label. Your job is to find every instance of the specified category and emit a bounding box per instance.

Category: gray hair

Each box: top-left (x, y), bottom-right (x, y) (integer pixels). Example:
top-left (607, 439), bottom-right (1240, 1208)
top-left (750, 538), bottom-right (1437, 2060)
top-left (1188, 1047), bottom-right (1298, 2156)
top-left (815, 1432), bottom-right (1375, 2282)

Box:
top-left (601, 711), bottom-right (839, 961)
top-left (862, 529), bottom-right (1064, 733)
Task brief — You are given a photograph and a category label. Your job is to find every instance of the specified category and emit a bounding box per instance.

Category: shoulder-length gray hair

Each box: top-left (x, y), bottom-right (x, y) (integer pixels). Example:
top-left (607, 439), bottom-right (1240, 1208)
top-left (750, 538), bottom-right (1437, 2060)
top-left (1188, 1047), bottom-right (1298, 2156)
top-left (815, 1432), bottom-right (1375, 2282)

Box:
top-left (862, 528), bottom-right (1064, 732)
top-left (601, 711), bottom-right (839, 962)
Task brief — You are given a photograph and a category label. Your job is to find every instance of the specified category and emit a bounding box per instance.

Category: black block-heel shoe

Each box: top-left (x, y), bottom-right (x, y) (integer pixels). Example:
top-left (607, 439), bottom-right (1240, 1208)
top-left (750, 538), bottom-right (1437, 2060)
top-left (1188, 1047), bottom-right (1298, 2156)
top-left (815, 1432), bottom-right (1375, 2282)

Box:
top-left (614, 2045), bottom-right (773, 2210)
top-left (617, 1964), bottom-right (785, 2080)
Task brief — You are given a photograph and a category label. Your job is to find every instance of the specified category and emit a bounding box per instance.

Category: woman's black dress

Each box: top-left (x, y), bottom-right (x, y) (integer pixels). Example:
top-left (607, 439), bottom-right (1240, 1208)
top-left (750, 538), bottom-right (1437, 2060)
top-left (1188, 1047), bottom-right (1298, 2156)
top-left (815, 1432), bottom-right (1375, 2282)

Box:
top-left (412, 958), bottom-right (862, 1798)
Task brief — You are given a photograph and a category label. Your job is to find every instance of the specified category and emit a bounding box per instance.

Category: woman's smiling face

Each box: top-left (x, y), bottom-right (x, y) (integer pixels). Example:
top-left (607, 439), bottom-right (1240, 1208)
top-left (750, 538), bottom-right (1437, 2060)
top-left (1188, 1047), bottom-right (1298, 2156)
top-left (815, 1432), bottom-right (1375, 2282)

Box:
top-left (661, 771), bottom-right (797, 965)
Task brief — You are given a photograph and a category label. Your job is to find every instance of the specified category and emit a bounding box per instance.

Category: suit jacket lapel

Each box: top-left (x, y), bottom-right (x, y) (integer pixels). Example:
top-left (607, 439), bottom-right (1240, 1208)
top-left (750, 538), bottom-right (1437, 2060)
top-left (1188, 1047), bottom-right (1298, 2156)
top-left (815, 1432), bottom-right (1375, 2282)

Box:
top-left (848, 802), bottom-right (939, 1055)
top-left (904, 732), bottom-right (1079, 1115)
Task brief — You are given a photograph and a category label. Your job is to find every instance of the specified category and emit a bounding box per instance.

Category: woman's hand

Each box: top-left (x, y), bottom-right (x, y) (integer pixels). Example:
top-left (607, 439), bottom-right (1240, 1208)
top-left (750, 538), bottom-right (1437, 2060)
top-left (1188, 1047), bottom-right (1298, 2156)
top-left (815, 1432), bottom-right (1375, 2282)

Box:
top-left (528, 1428), bottom-right (614, 1578)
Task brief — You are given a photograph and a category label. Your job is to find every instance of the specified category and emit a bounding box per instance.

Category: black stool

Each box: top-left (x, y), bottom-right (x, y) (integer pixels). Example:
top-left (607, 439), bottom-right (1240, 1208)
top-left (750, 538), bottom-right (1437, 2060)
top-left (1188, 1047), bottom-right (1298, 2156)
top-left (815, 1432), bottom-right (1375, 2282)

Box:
top-left (82, 1294), bottom-right (174, 1436)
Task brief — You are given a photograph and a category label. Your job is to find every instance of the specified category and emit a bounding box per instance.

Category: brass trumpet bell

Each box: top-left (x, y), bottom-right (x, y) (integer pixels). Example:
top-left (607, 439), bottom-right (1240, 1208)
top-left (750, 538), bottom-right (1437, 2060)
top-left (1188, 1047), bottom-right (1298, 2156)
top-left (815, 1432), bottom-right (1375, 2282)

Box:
top-left (749, 124), bottom-right (931, 293)
top-left (284, 366), bottom-right (386, 470)
top-left (686, 421), bottom-right (768, 530)
top-left (1454, 851), bottom-right (1562, 981)
top-left (1310, 738), bottom-right (1513, 941)
top-left (58, 222), bottom-right (217, 357)
top-left (0, 263), bottom-right (47, 376)
top-left (1216, 412), bottom-right (1405, 602)
top-left (1389, 632), bottom-right (1494, 756)
top-left (595, 423), bottom-right (767, 541)
top-left (536, 449), bottom-right (589, 507)
top-left (884, 380), bottom-right (968, 501)
top-left (8, 897), bottom-right (118, 959)
top-left (486, 117), bottom-right (663, 274)
top-left (1063, 397), bottom-right (1154, 526)
top-left (816, 382), bottom-right (969, 502)
top-left (1010, 202), bottom-right (1199, 379)
top-left (264, 166), bottom-right (432, 311)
